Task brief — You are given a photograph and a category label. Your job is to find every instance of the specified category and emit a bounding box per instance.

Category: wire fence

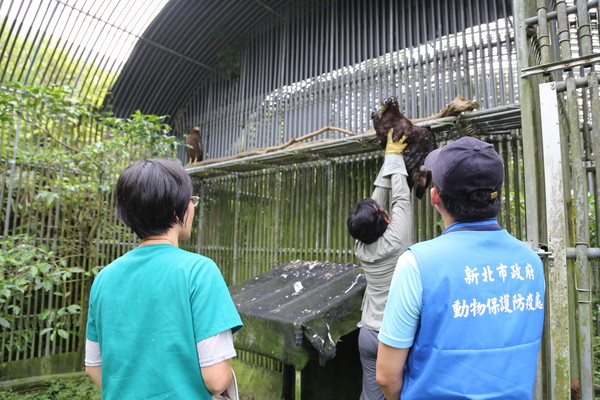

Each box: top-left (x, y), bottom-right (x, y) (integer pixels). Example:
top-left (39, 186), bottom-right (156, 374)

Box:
top-left (174, 0), bottom-right (519, 162)
top-left (0, 2), bottom-right (598, 398)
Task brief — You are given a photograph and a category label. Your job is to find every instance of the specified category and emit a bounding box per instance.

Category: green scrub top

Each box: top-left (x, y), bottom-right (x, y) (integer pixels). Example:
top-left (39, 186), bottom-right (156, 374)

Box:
top-left (87, 244), bottom-right (243, 399)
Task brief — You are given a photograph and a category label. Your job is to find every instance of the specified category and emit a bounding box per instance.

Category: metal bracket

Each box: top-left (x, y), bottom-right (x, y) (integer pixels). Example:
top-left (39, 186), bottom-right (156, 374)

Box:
top-left (520, 52), bottom-right (600, 78)
top-left (575, 286), bottom-right (592, 304)
top-left (534, 248), bottom-right (552, 259)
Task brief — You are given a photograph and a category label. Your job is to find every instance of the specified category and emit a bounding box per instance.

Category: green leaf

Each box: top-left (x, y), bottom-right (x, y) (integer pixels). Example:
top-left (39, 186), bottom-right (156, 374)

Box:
top-left (40, 327), bottom-right (53, 336)
top-left (0, 316), bottom-right (11, 328)
top-left (66, 304), bottom-right (81, 313)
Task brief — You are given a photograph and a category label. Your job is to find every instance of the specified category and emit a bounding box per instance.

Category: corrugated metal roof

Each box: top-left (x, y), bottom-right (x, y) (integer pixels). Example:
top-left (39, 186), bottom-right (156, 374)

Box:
top-left (107, 0), bottom-right (511, 121)
top-left (107, 0), bottom-right (292, 118)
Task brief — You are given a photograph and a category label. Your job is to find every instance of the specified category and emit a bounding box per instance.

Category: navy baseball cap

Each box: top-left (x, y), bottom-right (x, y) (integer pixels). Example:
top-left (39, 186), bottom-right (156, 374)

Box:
top-left (424, 136), bottom-right (504, 201)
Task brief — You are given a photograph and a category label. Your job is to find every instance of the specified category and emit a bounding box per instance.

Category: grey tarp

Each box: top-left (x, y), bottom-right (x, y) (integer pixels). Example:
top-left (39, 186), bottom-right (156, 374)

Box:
top-left (229, 260), bottom-right (366, 370)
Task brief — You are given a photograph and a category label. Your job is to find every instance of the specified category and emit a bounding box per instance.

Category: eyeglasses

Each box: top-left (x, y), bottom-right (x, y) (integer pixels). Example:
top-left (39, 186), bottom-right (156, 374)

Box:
top-left (190, 196), bottom-right (200, 207)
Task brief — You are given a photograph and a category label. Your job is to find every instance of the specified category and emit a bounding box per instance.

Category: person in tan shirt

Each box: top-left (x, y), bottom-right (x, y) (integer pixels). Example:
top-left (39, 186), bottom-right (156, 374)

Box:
top-left (347, 133), bottom-right (413, 400)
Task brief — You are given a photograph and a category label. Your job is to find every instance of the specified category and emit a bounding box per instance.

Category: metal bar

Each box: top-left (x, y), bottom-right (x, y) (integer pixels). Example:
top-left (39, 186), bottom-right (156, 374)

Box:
top-left (295, 369), bottom-right (301, 400)
top-left (536, 0), bottom-right (553, 64)
top-left (503, 0), bottom-right (515, 104)
top-left (78, 0), bottom-right (134, 99)
top-left (576, 0), bottom-right (594, 56)
top-left (232, 177), bottom-right (240, 284)
top-left (424, 0), bottom-right (433, 116)
top-left (325, 161), bottom-right (333, 261)
top-left (476, 0), bottom-right (489, 108)
top-left (52, 0), bottom-right (214, 71)
top-left (589, 71), bottom-right (600, 257)
top-left (0, 0), bottom-right (27, 83)
top-left (553, 74), bottom-right (600, 91)
top-left (555, 0), bottom-right (573, 61)
top-left (563, 77), bottom-right (593, 399)
top-left (512, 135), bottom-right (524, 239)
top-left (8, 0), bottom-right (39, 83)
top-left (433, 0), bottom-right (442, 112)
top-left (50, 2), bottom-right (88, 85)
top-left (459, 0), bottom-right (471, 97)
top-left (539, 81), bottom-right (572, 400)
top-left (525, 0), bottom-right (598, 26)
top-left (20, 1), bottom-right (54, 84)
top-left (38, 1), bottom-right (75, 85)
top-left (253, 0), bottom-right (284, 19)
top-left (468, 0), bottom-right (481, 105)
top-left (514, 2), bottom-right (544, 253)
top-left (3, 119), bottom-right (21, 238)
top-left (520, 52), bottom-right (600, 78)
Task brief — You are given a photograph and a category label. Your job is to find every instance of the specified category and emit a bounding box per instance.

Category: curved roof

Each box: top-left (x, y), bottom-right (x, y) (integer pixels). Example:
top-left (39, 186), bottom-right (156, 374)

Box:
top-left (107, 0), bottom-right (290, 119)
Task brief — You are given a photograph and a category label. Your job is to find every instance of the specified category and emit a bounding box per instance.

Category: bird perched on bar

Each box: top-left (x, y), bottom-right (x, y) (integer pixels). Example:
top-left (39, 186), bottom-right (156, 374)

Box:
top-left (371, 96), bottom-right (437, 199)
top-left (185, 126), bottom-right (202, 164)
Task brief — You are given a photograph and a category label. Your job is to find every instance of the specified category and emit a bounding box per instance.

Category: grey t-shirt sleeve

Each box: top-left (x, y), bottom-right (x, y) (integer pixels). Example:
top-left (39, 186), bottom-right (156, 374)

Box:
top-left (83, 329), bottom-right (237, 368)
top-left (84, 339), bottom-right (102, 366)
top-left (197, 329), bottom-right (237, 367)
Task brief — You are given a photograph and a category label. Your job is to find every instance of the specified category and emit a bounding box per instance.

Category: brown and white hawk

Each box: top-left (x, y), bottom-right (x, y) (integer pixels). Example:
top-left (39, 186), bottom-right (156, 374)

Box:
top-left (186, 126), bottom-right (202, 164)
top-left (371, 96), bottom-right (437, 199)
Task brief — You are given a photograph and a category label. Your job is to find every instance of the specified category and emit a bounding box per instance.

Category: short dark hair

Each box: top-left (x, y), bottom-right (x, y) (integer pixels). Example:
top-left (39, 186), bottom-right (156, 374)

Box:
top-left (439, 187), bottom-right (502, 221)
top-left (115, 158), bottom-right (193, 239)
top-left (347, 198), bottom-right (389, 244)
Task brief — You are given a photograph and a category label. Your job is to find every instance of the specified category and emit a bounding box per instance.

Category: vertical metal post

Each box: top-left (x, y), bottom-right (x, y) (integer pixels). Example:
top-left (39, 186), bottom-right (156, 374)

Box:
top-left (274, 170), bottom-right (282, 268)
top-left (539, 81), bottom-right (571, 400)
top-left (513, 0), bottom-right (543, 248)
top-left (589, 72), bottom-right (600, 254)
top-left (3, 119), bottom-right (21, 239)
top-left (232, 176), bottom-right (241, 285)
top-left (536, 0), bottom-right (552, 63)
top-left (555, 0), bottom-right (573, 60)
top-left (197, 183), bottom-right (205, 254)
top-left (566, 75), bottom-right (593, 400)
top-left (576, 0), bottom-right (593, 57)
top-left (295, 369), bottom-right (301, 400)
top-left (326, 161), bottom-right (333, 261)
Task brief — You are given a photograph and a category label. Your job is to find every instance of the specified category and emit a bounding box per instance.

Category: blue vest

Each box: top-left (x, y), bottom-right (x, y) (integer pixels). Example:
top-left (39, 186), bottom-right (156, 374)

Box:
top-left (404, 220), bottom-right (545, 399)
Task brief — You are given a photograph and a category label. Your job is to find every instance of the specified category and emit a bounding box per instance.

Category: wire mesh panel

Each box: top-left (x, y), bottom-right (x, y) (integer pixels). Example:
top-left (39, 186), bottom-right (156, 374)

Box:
top-left (0, 0), bottom-right (596, 396)
top-left (192, 131), bottom-right (526, 384)
top-left (515, 1), bottom-right (600, 398)
top-left (173, 0), bottom-right (517, 162)
top-left (0, 113), bottom-right (135, 378)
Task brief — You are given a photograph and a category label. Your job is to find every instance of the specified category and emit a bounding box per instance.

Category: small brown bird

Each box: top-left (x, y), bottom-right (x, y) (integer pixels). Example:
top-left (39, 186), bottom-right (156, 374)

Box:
top-left (185, 126), bottom-right (202, 164)
top-left (371, 96), bottom-right (437, 199)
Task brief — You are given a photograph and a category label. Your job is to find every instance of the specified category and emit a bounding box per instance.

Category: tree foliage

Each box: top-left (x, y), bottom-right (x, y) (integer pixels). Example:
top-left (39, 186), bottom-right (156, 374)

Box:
top-left (0, 81), bottom-right (184, 356)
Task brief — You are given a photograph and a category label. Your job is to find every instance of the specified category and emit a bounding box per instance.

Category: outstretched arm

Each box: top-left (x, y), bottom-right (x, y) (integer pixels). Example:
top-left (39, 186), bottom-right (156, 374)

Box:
top-left (379, 155), bottom-right (412, 251)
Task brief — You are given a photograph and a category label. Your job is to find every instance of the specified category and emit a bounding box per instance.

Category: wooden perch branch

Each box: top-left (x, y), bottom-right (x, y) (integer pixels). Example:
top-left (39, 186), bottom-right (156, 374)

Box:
top-left (189, 126), bottom-right (357, 167)
top-left (412, 96), bottom-right (480, 123)
top-left (187, 96), bottom-right (479, 168)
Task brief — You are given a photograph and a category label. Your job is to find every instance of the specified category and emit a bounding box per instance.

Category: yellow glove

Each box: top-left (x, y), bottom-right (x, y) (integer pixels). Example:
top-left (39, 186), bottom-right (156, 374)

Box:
top-left (385, 129), bottom-right (408, 155)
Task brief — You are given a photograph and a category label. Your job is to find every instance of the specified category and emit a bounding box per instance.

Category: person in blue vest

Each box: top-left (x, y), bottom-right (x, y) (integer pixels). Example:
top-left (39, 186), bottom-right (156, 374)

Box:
top-left (348, 131), bottom-right (412, 400)
top-left (85, 158), bottom-right (243, 399)
top-left (376, 137), bottom-right (545, 399)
